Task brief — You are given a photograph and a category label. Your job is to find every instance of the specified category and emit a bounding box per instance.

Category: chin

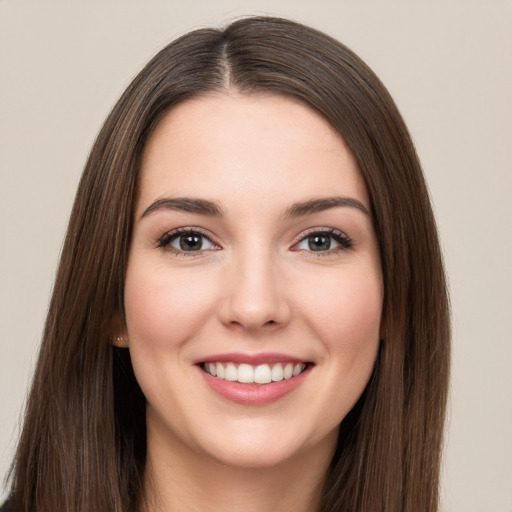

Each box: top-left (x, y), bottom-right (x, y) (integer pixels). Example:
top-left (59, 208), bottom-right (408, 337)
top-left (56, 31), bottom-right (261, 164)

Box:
top-left (188, 419), bottom-right (339, 471)
top-left (204, 442), bottom-right (297, 469)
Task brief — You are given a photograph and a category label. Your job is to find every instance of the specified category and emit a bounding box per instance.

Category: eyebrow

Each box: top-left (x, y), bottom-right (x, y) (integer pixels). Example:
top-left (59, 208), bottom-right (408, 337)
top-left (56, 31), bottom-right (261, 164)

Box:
top-left (282, 196), bottom-right (370, 219)
top-left (141, 197), bottom-right (223, 219)
top-left (140, 195), bottom-right (370, 220)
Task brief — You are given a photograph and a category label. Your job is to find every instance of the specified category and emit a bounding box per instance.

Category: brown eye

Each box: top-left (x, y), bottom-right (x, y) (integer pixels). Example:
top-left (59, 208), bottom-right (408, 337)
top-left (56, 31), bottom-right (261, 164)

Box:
top-left (293, 229), bottom-right (352, 253)
top-left (177, 233), bottom-right (204, 251)
top-left (158, 229), bottom-right (219, 254)
top-left (307, 234), bottom-right (332, 251)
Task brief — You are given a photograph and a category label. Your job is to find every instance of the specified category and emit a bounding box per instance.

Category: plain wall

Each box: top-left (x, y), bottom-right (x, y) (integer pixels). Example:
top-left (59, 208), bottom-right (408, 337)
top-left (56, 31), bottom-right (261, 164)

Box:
top-left (1, 1), bottom-right (511, 510)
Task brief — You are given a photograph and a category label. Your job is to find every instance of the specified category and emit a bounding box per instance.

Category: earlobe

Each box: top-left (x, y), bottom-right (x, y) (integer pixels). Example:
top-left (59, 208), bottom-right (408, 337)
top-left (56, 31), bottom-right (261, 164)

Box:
top-left (111, 310), bottom-right (128, 347)
top-left (113, 335), bottom-right (129, 348)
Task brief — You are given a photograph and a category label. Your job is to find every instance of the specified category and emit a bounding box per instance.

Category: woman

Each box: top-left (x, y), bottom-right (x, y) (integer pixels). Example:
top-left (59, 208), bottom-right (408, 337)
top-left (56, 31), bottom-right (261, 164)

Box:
top-left (4, 16), bottom-right (450, 512)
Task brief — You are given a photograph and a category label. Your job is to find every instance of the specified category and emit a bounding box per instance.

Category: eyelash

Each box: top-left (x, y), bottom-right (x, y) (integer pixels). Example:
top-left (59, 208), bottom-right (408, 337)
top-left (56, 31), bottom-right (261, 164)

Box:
top-left (291, 228), bottom-right (353, 256)
top-left (156, 227), bottom-right (219, 257)
top-left (156, 227), bottom-right (353, 257)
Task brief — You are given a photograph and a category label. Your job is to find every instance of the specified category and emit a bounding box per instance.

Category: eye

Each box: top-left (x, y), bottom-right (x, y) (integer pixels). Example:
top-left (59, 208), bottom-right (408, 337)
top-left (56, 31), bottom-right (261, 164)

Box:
top-left (157, 228), bottom-right (219, 254)
top-left (292, 229), bottom-right (352, 253)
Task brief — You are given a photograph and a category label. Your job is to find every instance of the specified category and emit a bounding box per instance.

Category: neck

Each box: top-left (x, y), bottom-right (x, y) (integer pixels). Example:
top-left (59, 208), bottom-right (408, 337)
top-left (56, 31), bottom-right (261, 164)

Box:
top-left (140, 426), bottom-right (336, 512)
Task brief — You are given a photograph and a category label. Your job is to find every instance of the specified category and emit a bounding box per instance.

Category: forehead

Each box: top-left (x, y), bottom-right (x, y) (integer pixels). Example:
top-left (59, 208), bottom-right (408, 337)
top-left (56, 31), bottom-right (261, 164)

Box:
top-left (137, 93), bottom-right (370, 216)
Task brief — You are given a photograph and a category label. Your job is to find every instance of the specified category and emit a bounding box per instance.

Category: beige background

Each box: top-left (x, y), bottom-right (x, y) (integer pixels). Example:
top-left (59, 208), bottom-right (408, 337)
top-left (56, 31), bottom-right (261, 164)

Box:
top-left (1, 1), bottom-right (511, 510)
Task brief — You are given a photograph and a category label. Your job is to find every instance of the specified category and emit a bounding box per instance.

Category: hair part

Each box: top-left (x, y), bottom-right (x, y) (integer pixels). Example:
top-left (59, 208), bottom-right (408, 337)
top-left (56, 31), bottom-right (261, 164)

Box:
top-left (7, 16), bottom-right (449, 512)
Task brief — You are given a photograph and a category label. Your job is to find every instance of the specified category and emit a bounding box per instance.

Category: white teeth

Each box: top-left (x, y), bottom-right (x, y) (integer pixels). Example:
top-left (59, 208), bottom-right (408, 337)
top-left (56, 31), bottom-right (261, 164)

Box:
top-left (207, 362), bottom-right (217, 376)
top-left (292, 363), bottom-right (303, 377)
top-left (271, 364), bottom-right (284, 381)
top-left (216, 362), bottom-right (225, 379)
top-left (237, 363), bottom-right (254, 383)
top-left (254, 364), bottom-right (272, 384)
top-left (225, 362), bottom-right (237, 381)
top-left (283, 363), bottom-right (293, 379)
top-left (203, 362), bottom-right (307, 384)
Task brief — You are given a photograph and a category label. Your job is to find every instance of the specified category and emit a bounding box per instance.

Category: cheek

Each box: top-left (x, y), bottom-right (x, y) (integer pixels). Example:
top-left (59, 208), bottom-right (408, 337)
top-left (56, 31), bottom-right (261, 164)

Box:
top-left (298, 264), bottom-right (382, 409)
top-left (299, 267), bottom-right (383, 348)
top-left (289, 265), bottom-right (382, 440)
top-left (123, 262), bottom-right (215, 347)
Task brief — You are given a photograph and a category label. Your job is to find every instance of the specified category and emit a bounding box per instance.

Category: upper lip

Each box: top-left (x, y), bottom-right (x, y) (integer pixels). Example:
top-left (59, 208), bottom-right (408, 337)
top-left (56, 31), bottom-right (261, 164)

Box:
top-left (194, 352), bottom-right (311, 365)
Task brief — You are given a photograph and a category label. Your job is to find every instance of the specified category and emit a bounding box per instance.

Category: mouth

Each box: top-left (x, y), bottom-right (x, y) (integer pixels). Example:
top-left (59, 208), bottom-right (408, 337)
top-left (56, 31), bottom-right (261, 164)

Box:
top-left (196, 352), bottom-right (314, 405)
top-left (202, 361), bottom-right (309, 385)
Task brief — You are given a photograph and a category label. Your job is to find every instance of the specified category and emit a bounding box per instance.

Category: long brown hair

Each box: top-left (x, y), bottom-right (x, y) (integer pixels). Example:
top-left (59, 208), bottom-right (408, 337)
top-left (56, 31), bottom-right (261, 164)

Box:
top-left (7, 16), bottom-right (450, 512)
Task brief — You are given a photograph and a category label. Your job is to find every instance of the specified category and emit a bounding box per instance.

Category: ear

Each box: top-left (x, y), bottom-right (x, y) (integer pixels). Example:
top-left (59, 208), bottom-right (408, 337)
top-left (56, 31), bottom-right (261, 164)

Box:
top-left (112, 312), bottom-right (129, 348)
top-left (113, 335), bottom-right (129, 348)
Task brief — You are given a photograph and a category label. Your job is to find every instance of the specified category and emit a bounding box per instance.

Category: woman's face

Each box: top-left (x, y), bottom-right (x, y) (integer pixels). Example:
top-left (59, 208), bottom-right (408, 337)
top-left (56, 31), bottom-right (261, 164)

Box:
top-left (123, 94), bottom-right (383, 469)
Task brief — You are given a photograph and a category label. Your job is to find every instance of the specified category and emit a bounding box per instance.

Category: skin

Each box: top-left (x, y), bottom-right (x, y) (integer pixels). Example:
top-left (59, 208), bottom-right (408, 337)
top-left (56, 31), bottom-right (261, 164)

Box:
top-left (121, 93), bottom-right (383, 511)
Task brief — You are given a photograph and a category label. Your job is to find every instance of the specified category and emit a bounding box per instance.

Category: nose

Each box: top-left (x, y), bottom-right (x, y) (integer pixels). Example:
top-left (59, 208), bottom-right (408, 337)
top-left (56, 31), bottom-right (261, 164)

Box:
top-left (217, 250), bottom-right (291, 332)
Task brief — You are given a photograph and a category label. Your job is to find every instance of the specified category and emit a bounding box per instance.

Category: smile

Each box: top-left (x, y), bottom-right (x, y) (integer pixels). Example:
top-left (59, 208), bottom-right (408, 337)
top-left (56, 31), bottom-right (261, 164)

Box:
top-left (203, 362), bottom-right (307, 384)
top-left (197, 354), bottom-right (313, 405)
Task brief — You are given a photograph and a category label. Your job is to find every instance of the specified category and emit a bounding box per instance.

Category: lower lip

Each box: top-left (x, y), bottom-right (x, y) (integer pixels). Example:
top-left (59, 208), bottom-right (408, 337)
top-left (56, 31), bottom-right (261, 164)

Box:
top-left (198, 366), bottom-right (311, 405)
